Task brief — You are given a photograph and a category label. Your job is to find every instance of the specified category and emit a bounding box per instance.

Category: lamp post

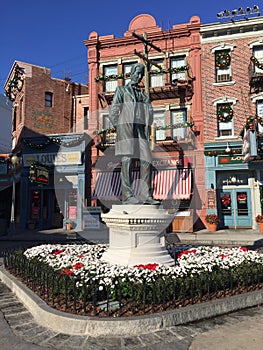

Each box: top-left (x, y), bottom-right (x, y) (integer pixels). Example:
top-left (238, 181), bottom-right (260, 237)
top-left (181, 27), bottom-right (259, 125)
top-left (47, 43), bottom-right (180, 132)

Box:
top-left (8, 154), bottom-right (20, 235)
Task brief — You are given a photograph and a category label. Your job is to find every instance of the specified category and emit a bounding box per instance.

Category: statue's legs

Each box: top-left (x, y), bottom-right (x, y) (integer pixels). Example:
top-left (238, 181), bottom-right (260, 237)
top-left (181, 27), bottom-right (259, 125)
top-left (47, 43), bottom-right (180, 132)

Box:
top-left (121, 156), bottom-right (140, 204)
top-left (140, 160), bottom-right (159, 205)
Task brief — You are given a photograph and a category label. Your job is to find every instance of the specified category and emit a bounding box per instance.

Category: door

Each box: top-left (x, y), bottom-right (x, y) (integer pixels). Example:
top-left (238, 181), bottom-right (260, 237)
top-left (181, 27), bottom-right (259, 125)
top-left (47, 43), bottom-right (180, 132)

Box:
top-left (218, 188), bottom-right (252, 228)
top-left (29, 189), bottom-right (54, 229)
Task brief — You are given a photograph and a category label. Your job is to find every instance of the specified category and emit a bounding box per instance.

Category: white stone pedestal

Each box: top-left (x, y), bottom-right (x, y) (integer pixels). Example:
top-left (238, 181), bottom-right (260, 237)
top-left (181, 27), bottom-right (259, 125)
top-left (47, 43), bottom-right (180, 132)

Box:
top-left (101, 205), bottom-right (174, 266)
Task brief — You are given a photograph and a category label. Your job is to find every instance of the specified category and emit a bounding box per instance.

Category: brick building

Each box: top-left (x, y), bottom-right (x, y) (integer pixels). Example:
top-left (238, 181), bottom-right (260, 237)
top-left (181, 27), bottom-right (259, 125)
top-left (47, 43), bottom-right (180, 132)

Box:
top-left (85, 14), bottom-right (205, 231)
top-left (4, 61), bottom-right (89, 230)
top-left (201, 14), bottom-right (263, 229)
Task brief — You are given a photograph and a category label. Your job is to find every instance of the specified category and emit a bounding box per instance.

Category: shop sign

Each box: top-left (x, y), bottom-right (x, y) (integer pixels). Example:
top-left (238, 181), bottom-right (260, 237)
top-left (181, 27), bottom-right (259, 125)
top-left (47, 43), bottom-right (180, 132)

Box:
top-left (96, 156), bottom-right (194, 171)
top-left (218, 155), bottom-right (244, 164)
top-left (83, 207), bottom-right (101, 229)
top-left (23, 151), bottom-right (82, 167)
top-left (207, 190), bottom-right (217, 209)
top-left (83, 213), bottom-right (100, 229)
top-left (68, 206), bottom-right (77, 219)
top-left (29, 164), bottom-right (49, 185)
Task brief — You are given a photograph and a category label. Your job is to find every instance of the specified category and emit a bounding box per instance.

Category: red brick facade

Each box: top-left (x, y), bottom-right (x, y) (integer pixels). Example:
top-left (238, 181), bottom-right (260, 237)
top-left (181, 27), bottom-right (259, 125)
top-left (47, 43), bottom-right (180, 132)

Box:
top-left (5, 61), bottom-right (88, 151)
top-left (201, 27), bottom-right (262, 141)
top-left (85, 14), bottom-right (206, 228)
top-left (201, 17), bottom-right (263, 229)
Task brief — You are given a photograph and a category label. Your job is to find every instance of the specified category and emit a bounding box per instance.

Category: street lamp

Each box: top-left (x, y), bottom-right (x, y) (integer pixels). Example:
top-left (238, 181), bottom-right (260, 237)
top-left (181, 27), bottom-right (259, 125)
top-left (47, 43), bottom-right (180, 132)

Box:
top-left (8, 154), bottom-right (20, 235)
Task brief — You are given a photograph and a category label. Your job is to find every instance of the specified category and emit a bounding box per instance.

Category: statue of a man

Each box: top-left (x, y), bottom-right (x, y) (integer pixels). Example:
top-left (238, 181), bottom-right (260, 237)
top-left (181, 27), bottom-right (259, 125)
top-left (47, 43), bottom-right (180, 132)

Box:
top-left (109, 63), bottom-right (159, 205)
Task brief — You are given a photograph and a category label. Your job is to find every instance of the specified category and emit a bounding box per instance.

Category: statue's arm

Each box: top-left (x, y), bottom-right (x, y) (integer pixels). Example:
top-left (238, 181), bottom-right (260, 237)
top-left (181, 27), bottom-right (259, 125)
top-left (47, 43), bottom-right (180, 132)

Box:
top-left (143, 94), bottom-right (153, 126)
top-left (109, 87), bottom-right (123, 128)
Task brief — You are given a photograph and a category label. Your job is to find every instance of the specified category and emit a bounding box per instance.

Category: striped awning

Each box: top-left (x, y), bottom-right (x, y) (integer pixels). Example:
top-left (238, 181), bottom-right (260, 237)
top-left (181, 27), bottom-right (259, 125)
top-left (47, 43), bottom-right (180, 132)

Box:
top-left (93, 168), bottom-right (192, 201)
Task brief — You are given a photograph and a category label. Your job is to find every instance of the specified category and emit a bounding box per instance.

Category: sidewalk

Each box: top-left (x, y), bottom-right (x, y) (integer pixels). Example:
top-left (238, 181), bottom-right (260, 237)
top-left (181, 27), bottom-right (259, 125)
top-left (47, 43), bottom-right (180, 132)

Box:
top-left (175, 228), bottom-right (263, 248)
top-left (1, 227), bottom-right (263, 248)
top-left (0, 227), bottom-right (109, 244)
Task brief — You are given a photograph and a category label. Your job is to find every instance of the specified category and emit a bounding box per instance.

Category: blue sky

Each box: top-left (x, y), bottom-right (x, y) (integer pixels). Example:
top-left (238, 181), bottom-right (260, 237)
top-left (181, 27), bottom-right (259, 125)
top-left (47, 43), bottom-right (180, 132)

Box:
top-left (0, 1), bottom-right (260, 94)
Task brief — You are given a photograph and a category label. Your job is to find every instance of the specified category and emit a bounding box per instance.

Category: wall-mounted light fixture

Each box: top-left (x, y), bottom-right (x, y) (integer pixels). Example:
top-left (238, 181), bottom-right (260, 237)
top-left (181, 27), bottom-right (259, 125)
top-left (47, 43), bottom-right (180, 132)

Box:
top-left (230, 176), bottom-right (237, 183)
top-left (225, 142), bottom-right (231, 153)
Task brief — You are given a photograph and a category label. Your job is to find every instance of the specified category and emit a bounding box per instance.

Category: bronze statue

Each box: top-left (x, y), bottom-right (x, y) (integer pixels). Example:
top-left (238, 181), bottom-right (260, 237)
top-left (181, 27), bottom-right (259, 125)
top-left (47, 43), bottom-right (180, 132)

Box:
top-left (109, 63), bottom-right (159, 205)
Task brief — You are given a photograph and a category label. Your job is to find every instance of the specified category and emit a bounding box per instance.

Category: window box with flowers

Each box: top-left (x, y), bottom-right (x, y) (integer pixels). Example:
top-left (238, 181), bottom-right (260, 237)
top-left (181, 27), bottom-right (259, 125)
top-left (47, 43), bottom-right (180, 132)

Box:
top-left (255, 215), bottom-right (263, 232)
top-left (205, 214), bottom-right (220, 232)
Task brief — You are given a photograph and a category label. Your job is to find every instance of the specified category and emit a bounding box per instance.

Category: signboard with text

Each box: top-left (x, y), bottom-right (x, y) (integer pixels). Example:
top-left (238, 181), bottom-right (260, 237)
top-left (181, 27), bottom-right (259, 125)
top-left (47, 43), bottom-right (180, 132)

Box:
top-left (218, 155), bottom-right (244, 164)
top-left (83, 207), bottom-right (101, 230)
top-left (23, 151), bottom-right (82, 167)
top-left (207, 190), bottom-right (217, 209)
top-left (95, 156), bottom-right (194, 171)
top-left (29, 164), bottom-right (49, 185)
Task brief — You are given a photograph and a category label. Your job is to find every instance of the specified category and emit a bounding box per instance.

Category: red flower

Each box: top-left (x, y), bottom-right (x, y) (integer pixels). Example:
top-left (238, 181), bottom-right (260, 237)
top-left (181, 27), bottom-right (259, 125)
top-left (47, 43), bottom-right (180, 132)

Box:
top-left (177, 249), bottom-right (197, 259)
top-left (61, 268), bottom-right (73, 276)
top-left (239, 247), bottom-right (248, 252)
top-left (53, 249), bottom-right (64, 255)
top-left (218, 254), bottom-right (230, 259)
top-left (72, 262), bottom-right (83, 270)
top-left (135, 263), bottom-right (159, 271)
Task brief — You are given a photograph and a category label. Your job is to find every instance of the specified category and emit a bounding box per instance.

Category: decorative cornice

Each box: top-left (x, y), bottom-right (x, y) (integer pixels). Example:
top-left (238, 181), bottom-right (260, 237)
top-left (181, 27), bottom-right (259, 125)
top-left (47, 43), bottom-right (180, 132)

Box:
top-left (201, 16), bottom-right (263, 42)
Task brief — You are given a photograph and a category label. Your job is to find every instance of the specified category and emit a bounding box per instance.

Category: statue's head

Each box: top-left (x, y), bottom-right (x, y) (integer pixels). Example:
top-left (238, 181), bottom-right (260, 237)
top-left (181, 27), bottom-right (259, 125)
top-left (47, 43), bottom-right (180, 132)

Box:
top-left (130, 63), bottom-right (145, 84)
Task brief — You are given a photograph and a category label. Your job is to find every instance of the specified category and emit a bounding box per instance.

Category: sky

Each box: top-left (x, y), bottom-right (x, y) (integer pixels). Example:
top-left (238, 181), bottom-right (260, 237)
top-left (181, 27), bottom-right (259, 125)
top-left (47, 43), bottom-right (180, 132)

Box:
top-left (0, 1), bottom-right (260, 94)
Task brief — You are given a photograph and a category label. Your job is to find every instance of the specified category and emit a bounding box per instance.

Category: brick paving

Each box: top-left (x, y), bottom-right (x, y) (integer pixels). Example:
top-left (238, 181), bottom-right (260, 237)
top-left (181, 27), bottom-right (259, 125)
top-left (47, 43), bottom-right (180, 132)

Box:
top-left (1, 281), bottom-right (263, 349)
top-left (0, 229), bottom-right (263, 349)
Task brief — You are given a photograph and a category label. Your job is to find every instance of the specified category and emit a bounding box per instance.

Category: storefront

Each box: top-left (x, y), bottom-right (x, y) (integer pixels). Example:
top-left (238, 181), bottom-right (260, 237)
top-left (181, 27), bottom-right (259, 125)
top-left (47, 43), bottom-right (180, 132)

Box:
top-left (20, 134), bottom-right (86, 230)
top-left (205, 143), bottom-right (263, 229)
top-left (92, 155), bottom-right (194, 232)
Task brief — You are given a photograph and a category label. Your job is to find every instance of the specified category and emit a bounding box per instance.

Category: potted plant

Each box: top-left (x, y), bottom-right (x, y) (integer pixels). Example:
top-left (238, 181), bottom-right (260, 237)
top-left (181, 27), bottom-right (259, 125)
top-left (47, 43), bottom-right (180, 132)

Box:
top-left (65, 219), bottom-right (72, 230)
top-left (205, 214), bottom-right (220, 232)
top-left (255, 215), bottom-right (263, 232)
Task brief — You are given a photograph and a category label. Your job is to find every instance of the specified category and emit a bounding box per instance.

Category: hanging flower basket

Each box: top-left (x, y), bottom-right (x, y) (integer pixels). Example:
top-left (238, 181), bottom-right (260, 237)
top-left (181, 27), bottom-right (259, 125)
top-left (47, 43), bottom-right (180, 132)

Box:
top-left (217, 105), bottom-right (233, 123)
top-left (216, 52), bottom-right (231, 69)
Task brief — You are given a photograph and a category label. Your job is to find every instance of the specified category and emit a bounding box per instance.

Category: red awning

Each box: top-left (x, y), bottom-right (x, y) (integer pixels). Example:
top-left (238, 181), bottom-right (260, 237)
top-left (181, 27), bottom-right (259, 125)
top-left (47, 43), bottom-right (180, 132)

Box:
top-left (93, 168), bottom-right (192, 201)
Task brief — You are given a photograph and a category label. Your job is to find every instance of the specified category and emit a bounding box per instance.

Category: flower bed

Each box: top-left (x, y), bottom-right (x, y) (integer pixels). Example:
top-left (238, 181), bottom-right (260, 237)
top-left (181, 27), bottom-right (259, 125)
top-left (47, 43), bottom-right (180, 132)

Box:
top-left (4, 244), bottom-right (263, 317)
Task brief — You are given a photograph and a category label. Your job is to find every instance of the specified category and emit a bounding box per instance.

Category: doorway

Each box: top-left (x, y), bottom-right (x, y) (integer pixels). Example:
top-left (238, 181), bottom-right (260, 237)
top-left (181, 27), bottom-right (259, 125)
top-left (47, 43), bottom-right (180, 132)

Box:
top-left (218, 188), bottom-right (252, 228)
top-left (29, 189), bottom-right (63, 229)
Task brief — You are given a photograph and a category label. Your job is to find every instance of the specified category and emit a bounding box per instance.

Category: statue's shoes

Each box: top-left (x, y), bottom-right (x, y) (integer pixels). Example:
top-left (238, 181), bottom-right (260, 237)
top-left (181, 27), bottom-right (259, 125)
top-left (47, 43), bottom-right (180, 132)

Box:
top-left (123, 197), bottom-right (141, 205)
top-left (143, 197), bottom-right (160, 205)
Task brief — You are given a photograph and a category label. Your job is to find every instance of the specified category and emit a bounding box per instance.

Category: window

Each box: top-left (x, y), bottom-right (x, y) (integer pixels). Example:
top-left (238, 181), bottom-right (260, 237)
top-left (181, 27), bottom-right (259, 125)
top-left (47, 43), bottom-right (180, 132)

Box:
top-left (253, 46), bottom-right (263, 74)
top-left (150, 59), bottom-right (164, 87)
top-left (215, 50), bottom-right (232, 83)
top-left (12, 106), bottom-right (17, 132)
top-left (217, 104), bottom-right (234, 137)
top-left (102, 114), bottom-right (115, 144)
top-left (153, 110), bottom-right (166, 141)
top-left (102, 114), bottom-right (113, 129)
top-left (171, 109), bottom-right (187, 140)
top-left (45, 92), bottom-right (53, 107)
top-left (104, 65), bottom-right (118, 92)
top-left (123, 62), bottom-right (136, 85)
top-left (171, 56), bottom-right (186, 84)
top-left (256, 100), bottom-right (263, 133)
top-left (84, 107), bottom-right (89, 130)
top-left (19, 98), bottom-right (23, 124)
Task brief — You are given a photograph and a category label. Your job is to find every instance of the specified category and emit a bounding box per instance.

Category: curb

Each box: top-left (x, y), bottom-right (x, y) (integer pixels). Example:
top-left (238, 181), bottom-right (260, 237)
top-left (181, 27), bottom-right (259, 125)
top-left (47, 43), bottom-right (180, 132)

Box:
top-left (1, 266), bottom-right (263, 337)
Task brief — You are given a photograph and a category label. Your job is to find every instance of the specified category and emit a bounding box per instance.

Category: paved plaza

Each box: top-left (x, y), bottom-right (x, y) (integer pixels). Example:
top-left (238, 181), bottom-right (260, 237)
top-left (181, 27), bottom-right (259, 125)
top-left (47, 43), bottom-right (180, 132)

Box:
top-left (0, 227), bottom-right (263, 349)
